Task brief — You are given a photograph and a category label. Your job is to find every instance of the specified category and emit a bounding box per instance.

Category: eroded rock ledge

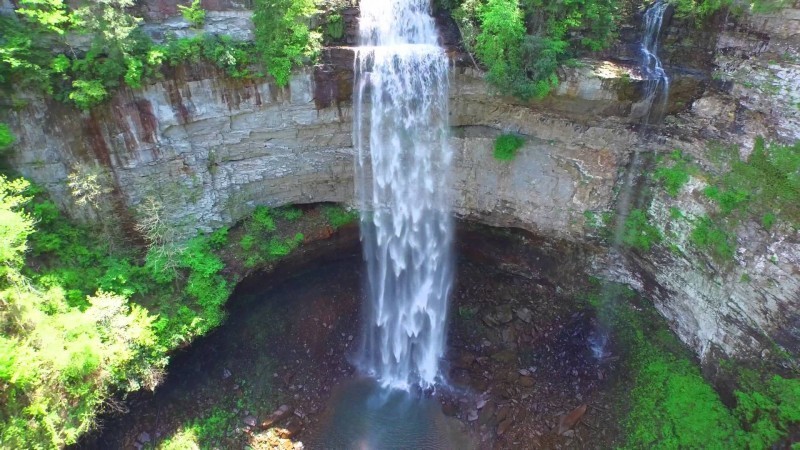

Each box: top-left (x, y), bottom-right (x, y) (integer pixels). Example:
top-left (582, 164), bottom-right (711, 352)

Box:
top-left (3, 7), bottom-right (799, 375)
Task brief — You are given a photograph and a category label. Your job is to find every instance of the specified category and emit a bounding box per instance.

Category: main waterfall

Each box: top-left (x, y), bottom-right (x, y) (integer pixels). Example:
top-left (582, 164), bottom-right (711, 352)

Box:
top-left (354, 0), bottom-right (454, 389)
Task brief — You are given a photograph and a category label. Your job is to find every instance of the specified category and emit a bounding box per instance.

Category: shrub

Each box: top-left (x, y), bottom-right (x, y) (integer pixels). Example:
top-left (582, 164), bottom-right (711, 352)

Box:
top-left (654, 150), bottom-right (692, 197)
top-left (734, 374), bottom-right (800, 448)
top-left (276, 205), bottom-right (303, 221)
top-left (325, 13), bottom-right (344, 41)
top-left (179, 237), bottom-right (224, 278)
top-left (473, 0), bottom-right (527, 95)
top-left (0, 123), bottom-right (14, 149)
top-left (2, 0), bottom-right (254, 109)
top-left (459, 0), bottom-right (618, 99)
top-left (671, 0), bottom-right (732, 19)
top-left (583, 281), bottom-right (762, 449)
top-left (252, 0), bottom-right (320, 86)
top-left (69, 79), bottom-right (109, 110)
top-left (178, 0), bottom-right (206, 28)
top-left (622, 209), bottom-right (662, 252)
top-left (493, 133), bottom-right (525, 161)
top-left (323, 205), bottom-right (357, 229)
top-left (159, 428), bottom-right (200, 450)
top-left (263, 239), bottom-right (291, 259)
top-left (239, 234), bottom-right (255, 251)
top-left (251, 205), bottom-right (276, 232)
top-left (705, 138), bottom-right (799, 225)
top-left (690, 215), bottom-right (734, 261)
top-left (208, 226), bottom-right (229, 249)
top-left (761, 213), bottom-right (776, 230)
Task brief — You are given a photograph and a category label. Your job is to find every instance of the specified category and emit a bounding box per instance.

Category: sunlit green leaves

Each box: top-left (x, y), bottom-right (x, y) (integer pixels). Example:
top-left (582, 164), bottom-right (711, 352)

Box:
top-left (16, 0), bottom-right (71, 34)
top-left (0, 123), bottom-right (15, 149)
top-left (253, 0), bottom-right (321, 86)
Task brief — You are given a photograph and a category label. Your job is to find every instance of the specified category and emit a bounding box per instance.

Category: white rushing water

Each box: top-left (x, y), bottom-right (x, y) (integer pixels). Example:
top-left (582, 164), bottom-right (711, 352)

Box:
top-left (639, 0), bottom-right (670, 123)
top-left (354, 0), bottom-right (453, 390)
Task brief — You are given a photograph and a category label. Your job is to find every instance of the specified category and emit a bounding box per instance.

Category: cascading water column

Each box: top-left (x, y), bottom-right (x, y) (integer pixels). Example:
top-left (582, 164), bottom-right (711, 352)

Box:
top-left (354, 0), bottom-right (454, 389)
top-left (590, 0), bottom-right (671, 359)
top-left (639, 0), bottom-right (670, 123)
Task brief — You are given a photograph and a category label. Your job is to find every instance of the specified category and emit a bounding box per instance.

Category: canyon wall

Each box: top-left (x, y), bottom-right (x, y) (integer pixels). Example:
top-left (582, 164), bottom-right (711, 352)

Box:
top-left (2, 2), bottom-right (798, 370)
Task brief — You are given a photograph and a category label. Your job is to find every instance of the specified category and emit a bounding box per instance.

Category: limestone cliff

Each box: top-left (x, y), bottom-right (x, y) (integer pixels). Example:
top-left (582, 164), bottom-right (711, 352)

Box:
top-left (2, 2), bottom-right (798, 373)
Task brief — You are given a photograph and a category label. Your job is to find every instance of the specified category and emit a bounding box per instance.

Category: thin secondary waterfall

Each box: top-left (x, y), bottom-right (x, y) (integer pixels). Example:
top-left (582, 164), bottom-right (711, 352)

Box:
top-left (354, 0), bottom-right (454, 389)
top-left (639, 0), bottom-right (670, 123)
top-left (591, 1), bottom-right (671, 359)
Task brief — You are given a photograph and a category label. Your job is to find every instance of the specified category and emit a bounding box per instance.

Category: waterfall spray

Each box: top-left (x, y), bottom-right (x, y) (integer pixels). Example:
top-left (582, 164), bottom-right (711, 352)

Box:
top-left (591, 0), bottom-right (671, 359)
top-left (354, 0), bottom-right (454, 389)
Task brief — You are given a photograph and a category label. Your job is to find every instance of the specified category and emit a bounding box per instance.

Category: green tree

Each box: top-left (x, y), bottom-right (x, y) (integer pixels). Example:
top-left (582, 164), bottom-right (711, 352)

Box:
top-left (252, 0), bottom-right (321, 86)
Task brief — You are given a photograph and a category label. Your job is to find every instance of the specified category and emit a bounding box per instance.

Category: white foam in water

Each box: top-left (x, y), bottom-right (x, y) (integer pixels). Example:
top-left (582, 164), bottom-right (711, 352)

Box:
top-left (354, 0), bottom-right (454, 390)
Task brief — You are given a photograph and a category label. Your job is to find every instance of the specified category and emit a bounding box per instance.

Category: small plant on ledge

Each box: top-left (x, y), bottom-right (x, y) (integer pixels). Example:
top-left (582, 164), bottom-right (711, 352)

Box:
top-left (179, 0), bottom-right (206, 28)
top-left (493, 133), bottom-right (525, 161)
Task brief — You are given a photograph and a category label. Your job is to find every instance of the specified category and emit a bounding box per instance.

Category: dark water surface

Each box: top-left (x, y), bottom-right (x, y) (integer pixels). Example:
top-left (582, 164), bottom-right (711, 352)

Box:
top-left (82, 236), bottom-right (475, 449)
top-left (304, 378), bottom-right (474, 450)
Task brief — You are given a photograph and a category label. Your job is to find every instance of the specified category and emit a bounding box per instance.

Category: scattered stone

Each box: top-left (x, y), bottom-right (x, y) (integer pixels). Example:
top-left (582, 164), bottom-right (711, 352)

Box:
top-left (137, 432), bottom-right (151, 444)
top-left (276, 417), bottom-right (303, 439)
top-left (483, 305), bottom-right (514, 327)
top-left (442, 401), bottom-right (458, 417)
top-left (515, 308), bottom-right (533, 323)
top-left (518, 369), bottom-right (530, 376)
top-left (478, 402), bottom-right (496, 425)
top-left (467, 410), bottom-right (479, 421)
top-left (476, 398), bottom-right (487, 410)
top-left (558, 404), bottom-right (588, 435)
top-left (506, 371), bottom-right (519, 383)
top-left (497, 418), bottom-right (514, 436)
top-left (491, 349), bottom-right (516, 363)
top-left (495, 405), bottom-right (511, 423)
top-left (455, 352), bottom-right (476, 368)
top-left (518, 376), bottom-right (535, 387)
top-left (243, 415), bottom-right (257, 427)
top-left (261, 405), bottom-right (293, 429)
top-left (501, 327), bottom-right (516, 344)
top-left (222, 368), bottom-right (232, 379)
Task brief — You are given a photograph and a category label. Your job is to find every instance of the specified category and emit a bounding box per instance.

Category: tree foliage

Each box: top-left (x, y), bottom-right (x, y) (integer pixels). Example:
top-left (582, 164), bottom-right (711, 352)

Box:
top-left (455, 0), bottom-right (618, 99)
top-left (0, 176), bottom-right (162, 448)
top-left (252, 0), bottom-right (321, 86)
top-left (0, 0), bottom-right (321, 109)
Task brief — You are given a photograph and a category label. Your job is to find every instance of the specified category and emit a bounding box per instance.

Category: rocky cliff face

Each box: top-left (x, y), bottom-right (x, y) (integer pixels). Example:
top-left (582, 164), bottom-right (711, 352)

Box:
top-left (4, 56), bottom-right (649, 241)
top-left (2, 2), bottom-right (798, 372)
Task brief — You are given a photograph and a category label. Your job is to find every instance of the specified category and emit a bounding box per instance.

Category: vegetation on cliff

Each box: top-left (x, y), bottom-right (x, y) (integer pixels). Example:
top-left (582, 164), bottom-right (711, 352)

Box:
top-left (0, 0), bottom-right (321, 110)
top-left (452, 0), bottom-right (618, 98)
top-left (492, 133), bottom-right (525, 161)
top-left (448, 0), bottom-right (782, 100)
top-left (0, 170), bottom-right (355, 447)
top-left (585, 280), bottom-right (800, 449)
top-left (653, 139), bottom-right (800, 263)
top-left (585, 138), bottom-right (799, 262)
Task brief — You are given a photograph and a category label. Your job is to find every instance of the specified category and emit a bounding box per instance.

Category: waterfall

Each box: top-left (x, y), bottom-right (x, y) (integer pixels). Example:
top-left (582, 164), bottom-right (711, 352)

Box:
top-left (639, 0), bottom-right (670, 123)
top-left (354, 0), bottom-right (454, 389)
top-left (591, 0), bottom-right (671, 359)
